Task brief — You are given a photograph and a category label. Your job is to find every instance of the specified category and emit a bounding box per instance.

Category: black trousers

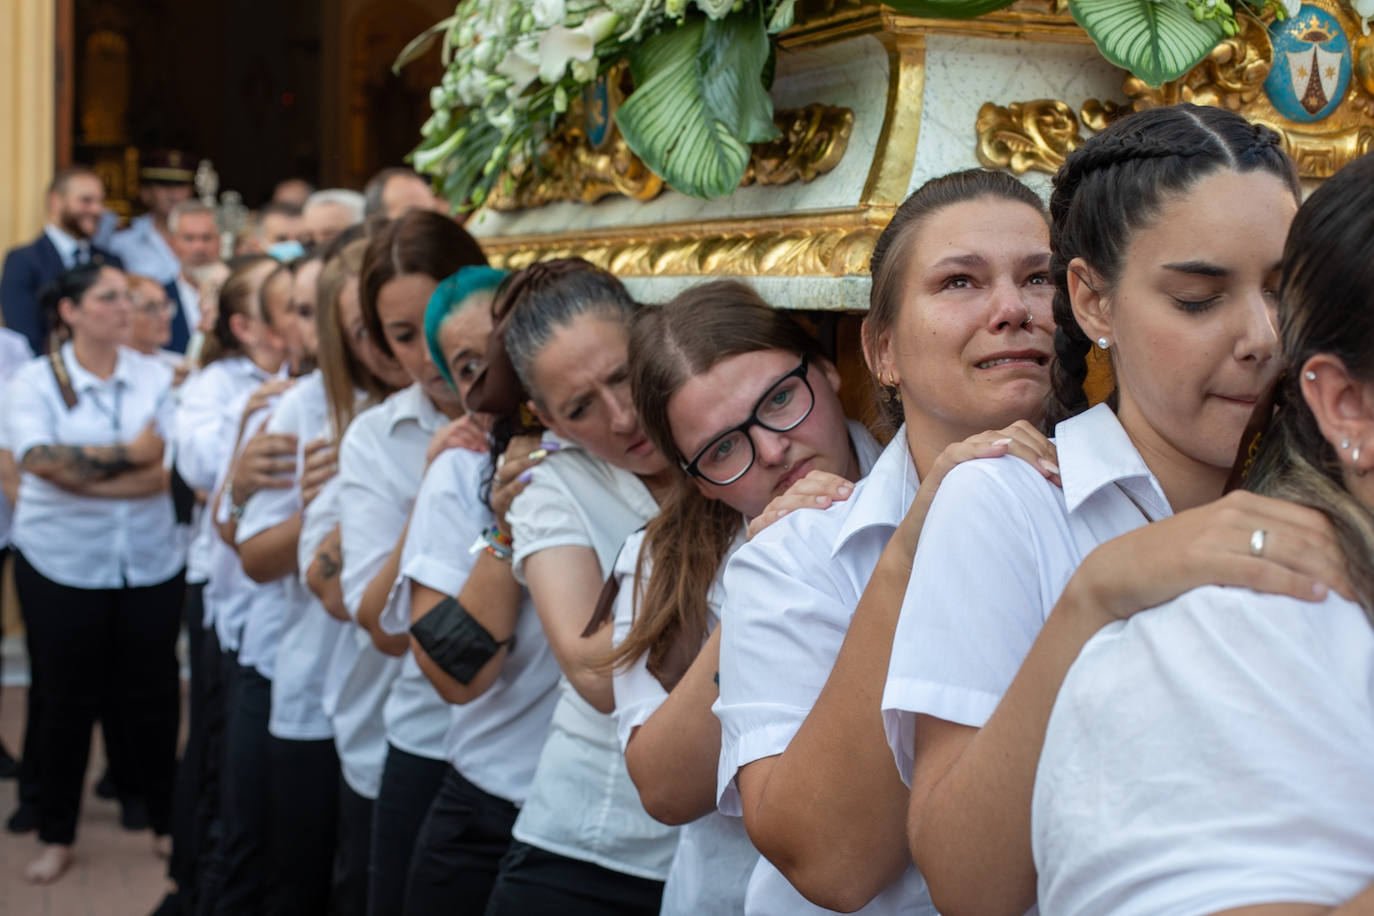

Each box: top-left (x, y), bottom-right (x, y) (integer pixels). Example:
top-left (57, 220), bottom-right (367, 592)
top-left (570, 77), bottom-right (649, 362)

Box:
top-left (405, 766), bottom-right (519, 916)
top-left (12, 552), bottom-right (183, 846)
top-left (194, 645), bottom-right (235, 916)
top-left (484, 841), bottom-right (665, 916)
top-left (366, 743), bottom-right (446, 916)
top-left (265, 735), bottom-right (340, 916)
top-left (212, 663), bottom-right (271, 915)
top-left (168, 584), bottom-right (207, 904)
top-left (335, 779), bottom-right (375, 916)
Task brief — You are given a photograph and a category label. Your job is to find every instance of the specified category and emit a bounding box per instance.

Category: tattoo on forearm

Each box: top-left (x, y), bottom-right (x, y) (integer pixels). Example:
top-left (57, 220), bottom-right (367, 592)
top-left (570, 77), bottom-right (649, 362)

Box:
top-left (26, 443), bottom-right (134, 480)
top-left (317, 548), bottom-right (341, 580)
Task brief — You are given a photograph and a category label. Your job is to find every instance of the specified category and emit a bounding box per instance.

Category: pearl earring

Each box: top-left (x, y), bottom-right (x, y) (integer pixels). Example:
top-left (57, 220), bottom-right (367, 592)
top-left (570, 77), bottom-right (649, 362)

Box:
top-left (1097, 337), bottom-right (1110, 350)
top-left (1304, 371), bottom-right (1317, 381)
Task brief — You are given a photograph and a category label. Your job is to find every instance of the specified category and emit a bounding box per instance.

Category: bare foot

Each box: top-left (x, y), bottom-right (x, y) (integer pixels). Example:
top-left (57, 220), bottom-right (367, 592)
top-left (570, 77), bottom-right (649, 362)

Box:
top-left (24, 844), bottom-right (73, 884)
top-left (153, 834), bottom-right (171, 859)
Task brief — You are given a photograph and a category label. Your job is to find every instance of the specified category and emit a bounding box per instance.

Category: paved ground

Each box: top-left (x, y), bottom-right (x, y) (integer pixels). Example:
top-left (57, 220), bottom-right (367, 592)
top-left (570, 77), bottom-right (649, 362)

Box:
top-left (0, 685), bottom-right (177, 916)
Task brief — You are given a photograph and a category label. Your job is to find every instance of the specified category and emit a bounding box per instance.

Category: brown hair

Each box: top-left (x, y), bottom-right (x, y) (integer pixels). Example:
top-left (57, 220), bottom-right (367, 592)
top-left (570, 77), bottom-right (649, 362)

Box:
top-left (1246, 152), bottom-right (1374, 618)
top-left (200, 256), bottom-right (276, 365)
top-left (606, 281), bottom-right (830, 688)
top-left (358, 210), bottom-right (486, 357)
top-left (864, 169), bottom-right (1047, 432)
top-left (318, 239), bottom-right (398, 441)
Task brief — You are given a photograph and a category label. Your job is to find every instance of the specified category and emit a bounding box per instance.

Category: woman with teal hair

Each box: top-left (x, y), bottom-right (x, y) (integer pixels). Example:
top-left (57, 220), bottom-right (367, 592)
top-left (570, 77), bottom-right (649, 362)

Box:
top-left (425, 265), bottom-right (507, 397)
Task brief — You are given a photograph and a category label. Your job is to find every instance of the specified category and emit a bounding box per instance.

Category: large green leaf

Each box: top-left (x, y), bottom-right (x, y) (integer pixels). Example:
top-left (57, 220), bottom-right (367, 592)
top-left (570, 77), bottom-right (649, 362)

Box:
top-left (884, 0), bottom-right (1016, 19)
top-left (616, 12), bottom-right (779, 199)
top-left (1069, 0), bottom-right (1225, 87)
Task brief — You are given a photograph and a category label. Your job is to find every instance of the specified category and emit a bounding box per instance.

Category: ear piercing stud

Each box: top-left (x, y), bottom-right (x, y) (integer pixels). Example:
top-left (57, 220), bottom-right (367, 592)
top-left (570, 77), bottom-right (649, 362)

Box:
top-left (1097, 337), bottom-right (1110, 350)
top-left (1304, 371), bottom-right (1317, 381)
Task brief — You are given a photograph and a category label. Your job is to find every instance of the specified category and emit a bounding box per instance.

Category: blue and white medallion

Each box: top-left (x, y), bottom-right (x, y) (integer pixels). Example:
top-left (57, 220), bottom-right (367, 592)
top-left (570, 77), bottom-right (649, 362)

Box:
top-left (1265, 5), bottom-right (1352, 123)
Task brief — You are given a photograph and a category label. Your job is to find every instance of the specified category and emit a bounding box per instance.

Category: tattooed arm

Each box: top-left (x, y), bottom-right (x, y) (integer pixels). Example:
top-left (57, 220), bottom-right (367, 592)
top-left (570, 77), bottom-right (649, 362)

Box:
top-left (20, 422), bottom-right (163, 494)
top-left (308, 524), bottom-right (349, 622)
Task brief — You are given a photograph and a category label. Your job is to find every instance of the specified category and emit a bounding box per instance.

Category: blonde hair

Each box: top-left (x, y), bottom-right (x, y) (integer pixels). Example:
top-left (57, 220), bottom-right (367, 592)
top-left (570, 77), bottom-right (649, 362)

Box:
top-left (318, 239), bottom-right (395, 441)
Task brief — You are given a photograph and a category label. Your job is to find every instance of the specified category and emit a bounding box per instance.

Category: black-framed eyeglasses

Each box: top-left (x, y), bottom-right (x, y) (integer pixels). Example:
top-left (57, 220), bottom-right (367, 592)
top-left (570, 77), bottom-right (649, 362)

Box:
top-left (682, 353), bottom-right (815, 486)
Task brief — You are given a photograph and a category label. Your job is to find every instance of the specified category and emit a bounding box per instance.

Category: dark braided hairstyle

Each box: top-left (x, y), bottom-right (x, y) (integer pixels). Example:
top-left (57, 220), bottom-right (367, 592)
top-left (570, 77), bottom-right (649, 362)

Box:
top-left (1045, 103), bottom-right (1299, 428)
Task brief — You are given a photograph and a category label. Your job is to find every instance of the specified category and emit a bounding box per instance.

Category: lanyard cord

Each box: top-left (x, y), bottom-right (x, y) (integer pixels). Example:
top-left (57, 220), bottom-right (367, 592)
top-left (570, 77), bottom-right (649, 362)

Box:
top-left (86, 383), bottom-right (123, 438)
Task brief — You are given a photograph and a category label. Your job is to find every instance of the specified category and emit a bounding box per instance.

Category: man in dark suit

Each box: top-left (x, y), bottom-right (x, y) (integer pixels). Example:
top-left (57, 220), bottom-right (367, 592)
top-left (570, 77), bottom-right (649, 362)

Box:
top-left (0, 166), bottom-right (123, 354)
top-left (162, 200), bottom-right (223, 354)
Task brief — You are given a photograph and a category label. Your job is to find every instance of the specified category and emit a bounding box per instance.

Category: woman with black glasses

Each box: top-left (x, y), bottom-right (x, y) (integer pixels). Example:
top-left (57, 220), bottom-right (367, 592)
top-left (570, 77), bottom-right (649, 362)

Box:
top-left (602, 280), bottom-right (880, 915)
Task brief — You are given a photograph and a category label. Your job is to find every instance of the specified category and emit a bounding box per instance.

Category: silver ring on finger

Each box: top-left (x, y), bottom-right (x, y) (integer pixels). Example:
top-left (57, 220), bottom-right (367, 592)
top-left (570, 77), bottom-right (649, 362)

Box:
top-left (1249, 528), bottom-right (1267, 557)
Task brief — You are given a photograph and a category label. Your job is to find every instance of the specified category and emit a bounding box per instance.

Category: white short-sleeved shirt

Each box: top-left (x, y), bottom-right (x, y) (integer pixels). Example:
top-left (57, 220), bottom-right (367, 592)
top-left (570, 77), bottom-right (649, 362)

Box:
top-left (881, 403), bottom-right (1171, 787)
top-left (505, 438), bottom-right (678, 880)
top-left (611, 527), bottom-right (758, 916)
top-left (175, 356), bottom-right (280, 591)
top-left (1033, 586), bottom-right (1374, 915)
top-left (236, 371), bottom-right (345, 738)
top-left (6, 343), bottom-right (183, 588)
top-left (307, 469), bottom-right (401, 798)
top-left (339, 383), bottom-right (451, 761)
top-left (715, 423), bottom-right (928, 916)
top-left (0, 331), bottom-right (36, 547)
top-left (383, 447), bottom-right (561, 804)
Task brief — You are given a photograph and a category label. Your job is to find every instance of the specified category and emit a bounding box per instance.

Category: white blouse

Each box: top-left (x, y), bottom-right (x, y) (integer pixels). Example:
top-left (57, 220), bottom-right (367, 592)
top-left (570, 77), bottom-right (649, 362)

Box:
top-left (714, 422), bottom-right (928, 916)
top-left (236, 370), bottom-right (344, 739)
top-left (506, 437), bottom-right (678, 880)
top-left (383, 446), bottom-right (560, 804)
top-left (1034, 586), bottom-right (1374, 915)
top-left (611, 527), bottom-right (758, 916)
top-left (175, 355), bottom-right (280, 593)
top-left (338, 382), bottom-right (450, 762)
top-left (880, 403), bottom-right (1170, 786)
top-left (0, 329), bottom-right (34, 549)
top-left (6, 342), bottom-right (183, 588)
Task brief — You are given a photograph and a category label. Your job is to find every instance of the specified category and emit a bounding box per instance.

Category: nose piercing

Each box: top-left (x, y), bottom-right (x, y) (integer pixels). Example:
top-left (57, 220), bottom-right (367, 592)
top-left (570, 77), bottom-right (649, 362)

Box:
top-left (1021, 311), bottom-right (1033, 328)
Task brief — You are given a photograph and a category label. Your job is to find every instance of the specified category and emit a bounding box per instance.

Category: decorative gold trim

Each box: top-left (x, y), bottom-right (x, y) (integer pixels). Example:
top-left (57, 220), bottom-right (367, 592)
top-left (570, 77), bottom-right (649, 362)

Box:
top-left (483, 207), bottom-right (893, 278)
top-left (744, 105), bottom-right (856, 186)
top-left (975, 98), bottom-right (1084, 173)
top-left (860, 32), bottom-right (926, 206)
top-left (974, 0), bottom-right (1374, 181)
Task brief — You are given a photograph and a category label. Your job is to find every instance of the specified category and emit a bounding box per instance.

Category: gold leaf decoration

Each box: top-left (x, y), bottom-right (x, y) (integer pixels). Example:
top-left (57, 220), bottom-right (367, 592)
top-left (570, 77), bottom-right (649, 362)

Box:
top-left (975, 99), bottom-right (1085, 173)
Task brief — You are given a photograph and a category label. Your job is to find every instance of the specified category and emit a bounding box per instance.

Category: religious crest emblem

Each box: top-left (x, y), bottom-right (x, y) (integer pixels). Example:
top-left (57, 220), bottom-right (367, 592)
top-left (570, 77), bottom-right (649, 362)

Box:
top-left (1265, 5), bottom-right (1353, 122)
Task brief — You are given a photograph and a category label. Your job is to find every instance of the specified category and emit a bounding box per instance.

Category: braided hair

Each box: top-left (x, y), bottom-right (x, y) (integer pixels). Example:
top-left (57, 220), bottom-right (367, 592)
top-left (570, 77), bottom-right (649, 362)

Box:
top-left (1045, 103), bottom-right (1298, 427)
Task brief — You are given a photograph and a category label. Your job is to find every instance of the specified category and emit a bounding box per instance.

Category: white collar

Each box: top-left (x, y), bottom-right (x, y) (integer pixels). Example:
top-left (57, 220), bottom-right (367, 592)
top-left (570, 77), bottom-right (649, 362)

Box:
top-left (61, 340), bottom-right (134, 391)
top-left (1056, 403), bottom-right (1172, 519)
top-left (832, 423), bottom-right (919, 557)
top-left (44, 224), bottom-right (84, 265)
top-left (388, 382), bottom-right (447, 434)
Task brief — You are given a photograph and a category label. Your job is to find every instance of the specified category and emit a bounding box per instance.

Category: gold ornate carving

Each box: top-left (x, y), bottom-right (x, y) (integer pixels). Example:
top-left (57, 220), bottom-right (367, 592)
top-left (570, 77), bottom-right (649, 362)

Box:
top-left (482, 207), bottom-right (891, 278)
top-left (487, 101), bottom-right (854, 211)
top-left (975, 99), bottom-right (1084, 173)
top-left (975, 0), bottom-right (1374, 180)
top-left (860, 32), bottom-right (927, 206)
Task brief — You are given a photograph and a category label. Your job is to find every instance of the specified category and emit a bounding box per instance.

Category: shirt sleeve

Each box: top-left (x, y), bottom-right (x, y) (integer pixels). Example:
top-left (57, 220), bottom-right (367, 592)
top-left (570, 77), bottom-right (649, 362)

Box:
top-left (175, 368), bottom-right (234, 492)
top-left (337, 413), bottom-right (410, 620)
top-left (382, 449), bottom-right (491, 636)
top-left (713, 510), bottom-right (861, 816)
top-left (507, 459), bottom-right (590, 586)
top-left (1033, 587), bottom-right (1374, 916)
top-left (5, 362), bottom-right (55, 461)
top-left (235, 388), bottom-right (304, 545)
top-left (880, 458), bottom-right (1051, 785)
top-left (609, 530), bottom-right (669, 753)
top-left (298, 474), bottom-right (341, 588)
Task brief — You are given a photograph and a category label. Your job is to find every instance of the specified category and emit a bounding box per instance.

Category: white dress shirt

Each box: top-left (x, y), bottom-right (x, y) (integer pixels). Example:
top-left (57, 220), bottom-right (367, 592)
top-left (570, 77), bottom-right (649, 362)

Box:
top-left (1034, 586), bottom-right (1374, 915)
top-left (714, 422), bottom-right (928, 916)
top-left (6, 342), bottom-right (182, 588)
top-left (384, 446), bottom-right (561, 804)
top-left (44, 224), bottom-right (88, 268)
top-left (236, 370), bottom-right (343, 737)
top-left (0, 330), bottom-right (35, 548)
top-left (174, 356), bottom-right (279, 592)
top-left (338, 383), bottom-right (449, 764)
top-left (881, 403), bottom-right (1171, 787)
top-left (611, 527), bottom-right (759, 916)
top-left (505, 438), bottom-right (678, 879)
top-left (110, 214), bottom-right (179, 285)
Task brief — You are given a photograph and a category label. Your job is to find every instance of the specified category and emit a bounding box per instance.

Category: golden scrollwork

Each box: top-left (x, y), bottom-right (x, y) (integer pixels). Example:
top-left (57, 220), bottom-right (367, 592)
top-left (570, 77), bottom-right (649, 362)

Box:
top-left (482, 207), bottom-right (890, 278)
top-left (487, 101), bottom-right (854, 211)
top-left (975, 99), bottom-right (1085, 173)
top-left (976, 0), bottom-right (1374, 180)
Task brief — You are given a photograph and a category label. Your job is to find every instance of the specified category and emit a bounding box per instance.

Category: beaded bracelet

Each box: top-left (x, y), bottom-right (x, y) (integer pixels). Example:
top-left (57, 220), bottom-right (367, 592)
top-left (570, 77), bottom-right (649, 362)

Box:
top-left (469, 525), bottom-right (514, 561)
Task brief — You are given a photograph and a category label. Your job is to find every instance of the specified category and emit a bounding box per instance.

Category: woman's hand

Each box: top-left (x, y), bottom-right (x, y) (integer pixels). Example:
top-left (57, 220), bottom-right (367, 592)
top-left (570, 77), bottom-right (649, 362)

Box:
top-left (491, 435), bottom-right (559, 538)
top-left (231, 429), bottom-right (298, 503)
top-left (425, 415), bottom-right (490, 468)
top-left (243, 379), bottom-right (294, 422)
top-left (299, 438), bottom-right (336, 508)
top-left (898, 420), bottom-right (1059, 552)
top-left (747, 470), bottom-right (854, 540)
top-left (125, 421), bottom-right (166, 467)
top-left (1071, 489), bottom-right (1354, 624)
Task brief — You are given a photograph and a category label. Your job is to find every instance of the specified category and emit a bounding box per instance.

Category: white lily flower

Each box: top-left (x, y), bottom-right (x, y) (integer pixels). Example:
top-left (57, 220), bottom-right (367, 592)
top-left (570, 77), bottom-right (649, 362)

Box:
top-left (532, 0), bottom-right (566, 28)
top-left (494, 39), bottom-right (542, 97)
top-left (537, 11), bottom-right (619, 83)
top-left (1352, 0), bottom-right (1374, 31)
top-left (694, 0), bottom-right (734, 18)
